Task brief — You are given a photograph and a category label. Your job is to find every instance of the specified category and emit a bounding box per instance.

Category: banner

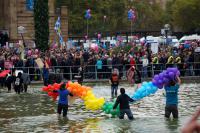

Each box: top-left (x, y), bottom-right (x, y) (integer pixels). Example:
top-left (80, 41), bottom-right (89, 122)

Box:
top-left (35, 58), bottom-right (44, 68)
top-left (151, 42), bottom-right (159, 54)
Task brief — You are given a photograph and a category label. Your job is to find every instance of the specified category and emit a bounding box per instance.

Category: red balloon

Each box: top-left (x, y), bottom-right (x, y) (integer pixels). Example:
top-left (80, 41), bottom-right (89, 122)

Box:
top-left (48, 92), bottom-right (53, 96)
top-left (42, 87), bottom-right (49, 92)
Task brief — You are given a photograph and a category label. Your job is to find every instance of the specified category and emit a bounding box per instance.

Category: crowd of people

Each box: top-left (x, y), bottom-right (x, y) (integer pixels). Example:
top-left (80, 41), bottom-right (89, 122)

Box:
top-left (0, 39), bottom-right (199, 86)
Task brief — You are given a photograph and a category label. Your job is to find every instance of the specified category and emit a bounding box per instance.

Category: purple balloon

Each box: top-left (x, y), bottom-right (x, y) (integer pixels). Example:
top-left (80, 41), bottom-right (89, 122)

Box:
top-left (154, 75), bottom-right (159, 80)
top-left (158, 85), bottom-right (163, 89)
top-left (152, 80), bottom-right (160, 87)
top-left (171, 68), bottom-right (178, 74)
top-left (162, 70), bottom-right (167, 76)
top-left (163, 78), bottom-right (169, 84)
top-left (158, 79), bottom-right (164, 85)
top-left (152, 80), bottom-right (157, 86)
top-left (159, 73), bottom-right (164, 79)
top-left (169, 72), bottom-right (175, 79)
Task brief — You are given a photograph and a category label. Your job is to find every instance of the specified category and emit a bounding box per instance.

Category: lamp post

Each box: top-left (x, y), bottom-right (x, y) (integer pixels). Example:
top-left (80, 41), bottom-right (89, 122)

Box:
top-left (164, 24), bottom-right (170, 46)
top-left (18, 26), bottom-right (26, 60)
top-left (18, 26), bottom-right (26, 47)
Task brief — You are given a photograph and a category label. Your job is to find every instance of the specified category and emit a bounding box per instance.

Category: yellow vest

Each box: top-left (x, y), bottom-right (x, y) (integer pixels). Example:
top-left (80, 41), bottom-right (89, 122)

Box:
top-left (167, 56), bottom-right (174, 64)
top-left (175, 57), bottom-right (181, 64)
top-left (152, 57), bottom-right (158, 64)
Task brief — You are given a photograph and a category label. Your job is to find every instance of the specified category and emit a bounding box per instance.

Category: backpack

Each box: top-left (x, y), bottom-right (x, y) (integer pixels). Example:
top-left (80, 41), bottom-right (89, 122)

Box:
top-left (112, 75), bottom-right (119, 82)
top-left (112, 74), bottom-right (119, 85)
top-left (15, 77), bottom-right (20, 86)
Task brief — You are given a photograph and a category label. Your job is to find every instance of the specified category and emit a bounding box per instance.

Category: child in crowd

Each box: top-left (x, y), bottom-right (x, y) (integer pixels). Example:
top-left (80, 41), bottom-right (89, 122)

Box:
top-left (109, 68), bottom-right (119, 98)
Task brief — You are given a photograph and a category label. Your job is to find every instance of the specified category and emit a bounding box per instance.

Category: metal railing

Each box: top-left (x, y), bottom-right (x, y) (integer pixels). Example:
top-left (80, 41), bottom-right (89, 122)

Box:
top-left (8, 62), bottom-right (200, 82)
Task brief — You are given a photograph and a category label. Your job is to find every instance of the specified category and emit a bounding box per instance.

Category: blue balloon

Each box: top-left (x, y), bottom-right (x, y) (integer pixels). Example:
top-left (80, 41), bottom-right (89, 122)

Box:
top-left (128, 9), bottom-right (135, 20)
top-left (85, 9), bottom-right (91, 19)
top-left (151, 87), bottom-right (158, 94)
top-left (132, 81), bottom-right (159, 100)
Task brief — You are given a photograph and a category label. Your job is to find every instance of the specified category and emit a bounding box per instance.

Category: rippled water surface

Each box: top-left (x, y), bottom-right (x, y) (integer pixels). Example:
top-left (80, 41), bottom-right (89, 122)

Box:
top-left (0, 83), bottom-right (199, 133)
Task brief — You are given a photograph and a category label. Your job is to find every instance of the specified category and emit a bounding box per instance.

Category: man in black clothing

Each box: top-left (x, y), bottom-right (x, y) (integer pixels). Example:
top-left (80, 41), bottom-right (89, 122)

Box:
top-left (113, 88), bottom-right (134, 120)
top-left (14, 72), bottom-right (23, 94)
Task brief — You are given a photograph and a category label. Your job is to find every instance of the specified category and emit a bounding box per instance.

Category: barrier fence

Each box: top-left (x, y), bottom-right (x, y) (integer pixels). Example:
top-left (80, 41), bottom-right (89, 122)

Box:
top-left (9, 62), bottom-right (200, 82)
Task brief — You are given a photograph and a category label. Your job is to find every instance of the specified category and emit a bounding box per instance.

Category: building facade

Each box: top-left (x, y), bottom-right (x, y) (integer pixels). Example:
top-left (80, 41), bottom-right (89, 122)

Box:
top-left (0, 0), bottom-right (68, 45)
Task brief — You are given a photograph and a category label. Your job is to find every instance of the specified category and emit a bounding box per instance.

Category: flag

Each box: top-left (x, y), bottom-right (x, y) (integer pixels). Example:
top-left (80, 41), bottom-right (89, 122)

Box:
top-left (54, 17), bottom-right (61, 34)
top-left (54, 17), bottom-right (64, 46)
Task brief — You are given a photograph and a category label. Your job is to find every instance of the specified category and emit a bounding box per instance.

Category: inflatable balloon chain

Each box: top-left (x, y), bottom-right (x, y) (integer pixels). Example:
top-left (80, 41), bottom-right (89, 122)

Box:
top-left (42, 67), bottom-right (180, 116)
top-left (131, 67), bottom-right (180, 100)
top-left (42, 81), bottom-right (120, 117)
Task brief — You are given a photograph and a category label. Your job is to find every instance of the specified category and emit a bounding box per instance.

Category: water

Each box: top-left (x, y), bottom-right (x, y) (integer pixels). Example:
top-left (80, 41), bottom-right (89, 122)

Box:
top-left (0, 83), bottom-right (199, 133)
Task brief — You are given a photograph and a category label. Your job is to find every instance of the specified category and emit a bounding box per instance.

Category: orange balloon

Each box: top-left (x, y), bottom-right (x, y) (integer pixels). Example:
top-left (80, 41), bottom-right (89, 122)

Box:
top-left (66, 82), bottom-right (69, 88)
top-left (53, 83), bottom-right (57, 88)
top-left (68, 81), bottom-right (73, 88)
top-left (67, 87), bottom-right (72, 92)
top-left (82, 91), bottom-right (87, 97)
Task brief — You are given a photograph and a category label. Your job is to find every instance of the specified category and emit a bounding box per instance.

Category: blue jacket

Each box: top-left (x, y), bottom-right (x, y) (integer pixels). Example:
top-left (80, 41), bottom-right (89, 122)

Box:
top-left (96, 60), bottom-right (102, 69)
top-left (58, 89), bottom-right (72, 105)
top-left (43, 68), bottom-right (49, 79)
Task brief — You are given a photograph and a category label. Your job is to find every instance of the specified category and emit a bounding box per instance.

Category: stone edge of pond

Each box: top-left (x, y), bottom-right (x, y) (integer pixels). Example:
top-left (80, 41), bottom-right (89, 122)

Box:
top-left (28, 76), bottom-right (200, 85)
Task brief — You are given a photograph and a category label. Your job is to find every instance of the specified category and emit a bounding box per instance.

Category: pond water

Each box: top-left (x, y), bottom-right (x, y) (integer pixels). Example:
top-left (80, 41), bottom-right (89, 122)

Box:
top-left (0, 83), bottom-right (199, 133)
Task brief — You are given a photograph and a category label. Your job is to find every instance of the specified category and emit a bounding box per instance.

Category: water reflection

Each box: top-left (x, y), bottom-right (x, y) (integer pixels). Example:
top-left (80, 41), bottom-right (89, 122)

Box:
top-left (164, 118), bottom-right (180, 133)
top-left (0, 83), bottom-right (199, 132)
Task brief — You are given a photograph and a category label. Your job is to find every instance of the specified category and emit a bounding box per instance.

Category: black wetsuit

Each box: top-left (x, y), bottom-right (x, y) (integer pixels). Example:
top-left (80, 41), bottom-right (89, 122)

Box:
top-left (113, 93), bottom-right (134, 120)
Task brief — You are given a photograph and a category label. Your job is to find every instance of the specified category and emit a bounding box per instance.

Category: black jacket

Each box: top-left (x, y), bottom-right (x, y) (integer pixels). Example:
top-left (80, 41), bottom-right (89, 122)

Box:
top-left (113, 94), bottom-right (134, 110)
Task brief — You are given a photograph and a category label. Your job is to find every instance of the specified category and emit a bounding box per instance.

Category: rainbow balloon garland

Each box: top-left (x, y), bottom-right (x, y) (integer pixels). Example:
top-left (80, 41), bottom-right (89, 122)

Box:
top-left (42, 67), bottom-right (180, 117)
top-left (42, 81), bottom-right (120, 117)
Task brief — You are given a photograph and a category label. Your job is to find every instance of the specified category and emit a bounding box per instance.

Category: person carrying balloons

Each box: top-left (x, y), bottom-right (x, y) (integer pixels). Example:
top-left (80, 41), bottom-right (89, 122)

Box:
top-left (53, 83), bottom-right (73, 117)
top-left (113, 88), bottom-right (134, 120)
top-left (164, 75), bottom-right (181, 119)
top-left (109, 68), bottom-right (119, 98)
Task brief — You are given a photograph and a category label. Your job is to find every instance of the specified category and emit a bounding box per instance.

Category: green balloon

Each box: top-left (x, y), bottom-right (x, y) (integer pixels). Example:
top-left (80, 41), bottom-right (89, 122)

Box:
top-left (105, 109), bottom-right (110, 114)
top-left (102, 104), bottom-right (107, 111)
top-left (111, 110), bottom-right (116, 115)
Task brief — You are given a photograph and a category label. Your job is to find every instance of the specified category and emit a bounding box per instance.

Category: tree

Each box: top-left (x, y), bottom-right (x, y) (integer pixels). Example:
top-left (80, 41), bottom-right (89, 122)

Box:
top-left (34, 0), bottom-right (49, 50)
top-left (56, 0), bottom-right (166, 36)
top-left (172, 0), bottom-right (200, 32)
